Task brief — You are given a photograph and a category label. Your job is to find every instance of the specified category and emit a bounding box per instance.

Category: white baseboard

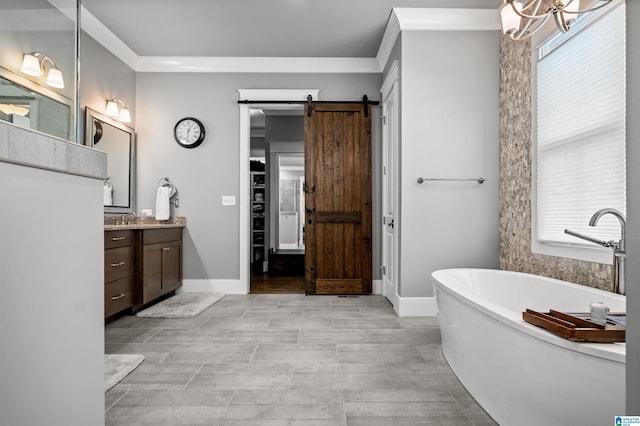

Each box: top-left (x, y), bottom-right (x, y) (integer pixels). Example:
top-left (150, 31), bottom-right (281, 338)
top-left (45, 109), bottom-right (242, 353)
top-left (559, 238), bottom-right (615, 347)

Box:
top-left (180, 278), bottom-right (387, 298)
top-left (180, 279), bottom-right (248, 294)
top-left (394, 296), bottom-right (438, 317)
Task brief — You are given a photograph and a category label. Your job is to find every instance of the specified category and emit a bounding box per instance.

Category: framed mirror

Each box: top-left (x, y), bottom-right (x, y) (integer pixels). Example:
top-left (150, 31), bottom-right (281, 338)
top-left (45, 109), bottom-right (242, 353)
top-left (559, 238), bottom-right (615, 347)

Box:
top-left (276, 154), bottom-right (305, 251)
top-left (0, 66), bottom-right (73, 140)
top-left (85, 107), bottom-right (135, 213)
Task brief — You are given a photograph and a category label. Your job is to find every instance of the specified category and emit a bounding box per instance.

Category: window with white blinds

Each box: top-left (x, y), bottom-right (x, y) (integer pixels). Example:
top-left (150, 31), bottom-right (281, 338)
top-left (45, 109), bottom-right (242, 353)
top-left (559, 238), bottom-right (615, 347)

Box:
top-left (533, 2), bottom-right (626, 261)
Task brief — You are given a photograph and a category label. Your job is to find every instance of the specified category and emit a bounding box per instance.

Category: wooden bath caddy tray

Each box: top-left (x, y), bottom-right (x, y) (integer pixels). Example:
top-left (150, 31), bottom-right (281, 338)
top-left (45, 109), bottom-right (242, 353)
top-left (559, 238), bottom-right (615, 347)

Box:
top-left (523, 309), bottom-right (625, 343)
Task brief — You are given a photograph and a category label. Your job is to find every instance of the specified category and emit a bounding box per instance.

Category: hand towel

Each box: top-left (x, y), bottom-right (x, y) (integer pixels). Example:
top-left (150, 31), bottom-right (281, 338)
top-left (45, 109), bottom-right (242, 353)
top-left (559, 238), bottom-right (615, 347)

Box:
top-left (155, 186), bottom-right (171, 220)
top-left (103, 184), bottom-right (113, 206)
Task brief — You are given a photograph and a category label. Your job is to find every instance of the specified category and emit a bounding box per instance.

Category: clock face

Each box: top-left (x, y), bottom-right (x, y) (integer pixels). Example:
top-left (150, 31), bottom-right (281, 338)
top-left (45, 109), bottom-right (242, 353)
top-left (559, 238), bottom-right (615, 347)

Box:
top-left (174, 117), bottom-right (205, 148)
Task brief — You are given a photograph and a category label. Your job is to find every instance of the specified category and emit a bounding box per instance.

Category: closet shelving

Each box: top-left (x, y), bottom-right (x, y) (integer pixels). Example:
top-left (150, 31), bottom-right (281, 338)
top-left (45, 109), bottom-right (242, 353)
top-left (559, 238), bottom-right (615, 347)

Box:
top-left (250, 171), bottom-right (267, 271)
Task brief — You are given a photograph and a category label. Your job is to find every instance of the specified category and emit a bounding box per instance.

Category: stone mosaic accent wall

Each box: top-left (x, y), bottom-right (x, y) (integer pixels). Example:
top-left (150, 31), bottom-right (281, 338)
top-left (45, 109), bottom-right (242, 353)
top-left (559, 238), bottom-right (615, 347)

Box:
top-left (498, 35), bottom-right (613, 291)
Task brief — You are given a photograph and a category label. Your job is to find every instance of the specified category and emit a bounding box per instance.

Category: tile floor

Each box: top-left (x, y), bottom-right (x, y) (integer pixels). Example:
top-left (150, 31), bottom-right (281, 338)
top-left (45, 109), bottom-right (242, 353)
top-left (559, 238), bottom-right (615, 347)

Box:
top-left (105, 294), bottom-right (497, 425)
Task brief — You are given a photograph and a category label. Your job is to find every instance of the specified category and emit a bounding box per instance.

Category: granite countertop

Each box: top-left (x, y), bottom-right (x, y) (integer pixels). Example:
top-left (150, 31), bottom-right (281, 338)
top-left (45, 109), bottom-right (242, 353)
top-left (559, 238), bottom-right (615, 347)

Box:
top-left (104, 216), bottom-right (186, 231)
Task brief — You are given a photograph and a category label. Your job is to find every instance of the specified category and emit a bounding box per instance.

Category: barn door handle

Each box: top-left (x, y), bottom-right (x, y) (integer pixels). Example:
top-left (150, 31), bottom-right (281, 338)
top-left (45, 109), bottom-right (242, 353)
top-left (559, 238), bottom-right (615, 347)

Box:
top-left (303, 183), bottom-right (315, 194)
top-left (306, 208), bottom-right (315, 224)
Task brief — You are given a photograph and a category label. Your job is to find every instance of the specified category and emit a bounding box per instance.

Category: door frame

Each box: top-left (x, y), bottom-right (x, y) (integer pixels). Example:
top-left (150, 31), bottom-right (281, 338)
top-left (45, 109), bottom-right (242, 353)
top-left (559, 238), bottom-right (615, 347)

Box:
top-left (238, 89), bottom-right (319, 293)
top-left (380, 61), bottom-right (400, 307)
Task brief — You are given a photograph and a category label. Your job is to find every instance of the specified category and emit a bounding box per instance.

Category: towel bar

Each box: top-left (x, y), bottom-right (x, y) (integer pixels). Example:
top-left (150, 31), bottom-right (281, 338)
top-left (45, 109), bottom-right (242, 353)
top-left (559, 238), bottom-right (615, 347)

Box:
top-left (417, 177), bottom-right (486, 184)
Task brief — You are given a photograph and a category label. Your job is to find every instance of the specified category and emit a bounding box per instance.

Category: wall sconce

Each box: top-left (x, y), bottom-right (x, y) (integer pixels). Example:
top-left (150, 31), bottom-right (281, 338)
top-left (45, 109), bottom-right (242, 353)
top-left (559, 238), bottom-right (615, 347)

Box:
top-left (105, 98), bottom-right (131, 123)
top-left (500, 0), bottom-right (613, 41)
top-left (20, 52), bottom-right (65, 89)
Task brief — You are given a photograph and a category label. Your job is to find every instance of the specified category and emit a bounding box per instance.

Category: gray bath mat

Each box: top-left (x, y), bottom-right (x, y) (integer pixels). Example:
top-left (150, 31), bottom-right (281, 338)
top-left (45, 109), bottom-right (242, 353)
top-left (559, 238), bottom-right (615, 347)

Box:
top-left (105, 354), bottom-right (144, 392)
top-left (135, 292), bottom-right (224, 318)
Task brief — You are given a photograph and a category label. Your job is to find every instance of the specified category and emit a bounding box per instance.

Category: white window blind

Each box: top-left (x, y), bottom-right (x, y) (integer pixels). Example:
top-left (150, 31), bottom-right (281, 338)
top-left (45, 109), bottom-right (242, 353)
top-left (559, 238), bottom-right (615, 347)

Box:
top-left (535, 3), bottom-right (626, 249)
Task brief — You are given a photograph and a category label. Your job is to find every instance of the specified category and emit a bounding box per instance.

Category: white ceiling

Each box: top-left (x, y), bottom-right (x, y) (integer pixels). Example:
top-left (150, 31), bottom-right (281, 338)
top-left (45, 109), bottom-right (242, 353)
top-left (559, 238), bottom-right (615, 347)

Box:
top-left (81, 0), bottom-right (501, 59)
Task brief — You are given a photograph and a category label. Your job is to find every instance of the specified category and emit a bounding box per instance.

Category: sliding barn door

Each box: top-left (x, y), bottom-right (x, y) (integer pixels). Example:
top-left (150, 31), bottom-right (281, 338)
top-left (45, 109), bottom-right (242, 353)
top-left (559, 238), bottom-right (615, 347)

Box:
top-left (304, 103), bottom-right (372, 294)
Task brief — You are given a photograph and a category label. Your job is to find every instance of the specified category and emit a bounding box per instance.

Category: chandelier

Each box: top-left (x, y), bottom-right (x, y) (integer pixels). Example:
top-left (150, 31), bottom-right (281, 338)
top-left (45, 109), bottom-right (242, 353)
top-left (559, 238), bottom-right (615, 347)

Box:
top-left (500, 0), bottom-right (614, 40)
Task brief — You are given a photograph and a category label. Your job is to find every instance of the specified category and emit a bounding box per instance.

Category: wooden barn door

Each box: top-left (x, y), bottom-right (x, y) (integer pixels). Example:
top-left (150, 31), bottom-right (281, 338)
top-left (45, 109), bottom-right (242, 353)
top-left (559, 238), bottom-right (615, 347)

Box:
top-left (304, 103), bottom-right (372, 294)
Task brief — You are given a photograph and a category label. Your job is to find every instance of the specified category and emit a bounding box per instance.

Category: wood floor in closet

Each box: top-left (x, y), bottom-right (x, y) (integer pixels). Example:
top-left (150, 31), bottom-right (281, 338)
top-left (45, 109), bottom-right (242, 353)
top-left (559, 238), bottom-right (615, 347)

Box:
top-left (250, 270), bottom-right (306, 294)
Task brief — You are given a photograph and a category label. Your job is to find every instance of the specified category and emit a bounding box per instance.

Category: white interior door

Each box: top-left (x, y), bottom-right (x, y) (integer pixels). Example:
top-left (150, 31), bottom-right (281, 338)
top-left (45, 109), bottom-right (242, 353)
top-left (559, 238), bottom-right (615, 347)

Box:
top-left (381, 69), bottom-right (399, 306)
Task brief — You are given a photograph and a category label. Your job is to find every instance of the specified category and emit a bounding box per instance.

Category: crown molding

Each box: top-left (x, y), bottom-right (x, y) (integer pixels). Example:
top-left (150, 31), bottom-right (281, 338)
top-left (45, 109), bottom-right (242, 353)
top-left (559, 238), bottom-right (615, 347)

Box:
top-left (376, 8), bottom-right (501, 72)
top-left (80, 6), bottom-right (139, 70)
top-left (393, 8), bottom-right (501, 31)
top-left (376, 10), bottom-right (402, 73)
top-left (136, 56), bottom-right (380, 73)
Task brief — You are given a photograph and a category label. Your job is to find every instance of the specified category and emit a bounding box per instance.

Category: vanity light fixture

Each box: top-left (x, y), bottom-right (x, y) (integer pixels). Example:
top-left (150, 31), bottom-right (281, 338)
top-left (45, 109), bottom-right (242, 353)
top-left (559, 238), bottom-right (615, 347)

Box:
top-left (500, 0), bottom-right (613, 40)
top-left (105, 98), bottom-right (131, 123)
top-left (20, 52), bottom-right (65, 88)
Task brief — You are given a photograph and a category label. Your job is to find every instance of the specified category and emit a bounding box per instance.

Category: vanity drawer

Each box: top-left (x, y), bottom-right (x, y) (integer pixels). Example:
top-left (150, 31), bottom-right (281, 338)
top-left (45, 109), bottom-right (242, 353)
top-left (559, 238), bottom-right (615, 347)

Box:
top-left (142, 228), bottom-right (182, 245)
top-left (105, 246), bottom-right (134, 283)
top-left (105, 230), bottom-right (134, 249)
top-left (104, 276), bottom-right (134, 317)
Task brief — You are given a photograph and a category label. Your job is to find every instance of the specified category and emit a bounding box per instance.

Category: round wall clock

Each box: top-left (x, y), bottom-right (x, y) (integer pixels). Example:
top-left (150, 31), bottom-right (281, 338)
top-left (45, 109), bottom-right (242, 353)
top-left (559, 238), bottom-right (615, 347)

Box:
top-left (174, 117), bottom-right (205, 148)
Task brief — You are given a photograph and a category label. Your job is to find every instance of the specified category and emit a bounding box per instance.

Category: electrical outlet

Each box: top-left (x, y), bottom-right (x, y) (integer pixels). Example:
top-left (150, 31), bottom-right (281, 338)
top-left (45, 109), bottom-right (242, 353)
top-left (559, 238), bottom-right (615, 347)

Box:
top-left (141, 209), bottom-right (153, 216)
top-left (222, 195), bottom-right (236, 206)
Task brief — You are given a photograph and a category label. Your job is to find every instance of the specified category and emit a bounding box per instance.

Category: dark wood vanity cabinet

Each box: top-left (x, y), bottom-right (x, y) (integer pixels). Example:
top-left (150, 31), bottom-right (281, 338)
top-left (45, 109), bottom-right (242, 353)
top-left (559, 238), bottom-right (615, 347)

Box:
top-left (104, 227), bottom-right (183, 319)
top-left (140, 228), bottom-right (183, 304)
top-left (104, 230), bottom-right (135, 317)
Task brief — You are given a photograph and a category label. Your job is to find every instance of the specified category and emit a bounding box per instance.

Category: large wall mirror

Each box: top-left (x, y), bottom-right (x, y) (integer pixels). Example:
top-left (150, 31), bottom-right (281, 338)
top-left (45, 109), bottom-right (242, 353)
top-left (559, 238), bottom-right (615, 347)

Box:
top-left (0, 66), bottom-right (73, 140)
top-left (85, 107), bottom-right (135, 213)
top-left (273, 153), bottom-right (305, 252)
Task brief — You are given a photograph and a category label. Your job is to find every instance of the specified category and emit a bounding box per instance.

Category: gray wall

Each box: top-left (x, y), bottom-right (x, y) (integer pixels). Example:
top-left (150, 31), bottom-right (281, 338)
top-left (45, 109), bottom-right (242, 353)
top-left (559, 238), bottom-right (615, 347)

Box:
top-left (627, 0), bottom-right (640, 414)
top-left (265, 115), bottom-right (304, 142)
top-left (135, 73), bottom-right (381, 281)
top-left (398, 31), bottom-right (500, 298)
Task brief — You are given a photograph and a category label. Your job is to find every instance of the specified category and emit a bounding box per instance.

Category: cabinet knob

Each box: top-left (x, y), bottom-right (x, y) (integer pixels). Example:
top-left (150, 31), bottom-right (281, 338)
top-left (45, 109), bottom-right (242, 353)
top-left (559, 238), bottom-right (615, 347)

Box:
top-left (110, 293), bottom-right (126, 300)
top-left (110, 261), bottom-right (126, 267)
top-left (162, 247), bottom-right (171, 251)
top-left (111, 237), bottom-right (126, 241)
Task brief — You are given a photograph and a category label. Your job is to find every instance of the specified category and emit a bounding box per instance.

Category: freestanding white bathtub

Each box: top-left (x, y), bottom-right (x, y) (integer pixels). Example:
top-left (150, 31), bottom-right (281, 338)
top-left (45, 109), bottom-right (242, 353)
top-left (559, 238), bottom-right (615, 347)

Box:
top-left (432, 268), bottom-right (626, 426)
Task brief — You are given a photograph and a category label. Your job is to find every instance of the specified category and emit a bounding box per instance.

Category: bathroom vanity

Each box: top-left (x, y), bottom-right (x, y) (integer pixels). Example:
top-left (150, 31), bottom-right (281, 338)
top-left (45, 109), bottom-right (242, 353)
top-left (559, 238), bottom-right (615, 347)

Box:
top-left (104, 219), bottom-right (185, 319)
top-left (104, 229), bottom-right (135, 317)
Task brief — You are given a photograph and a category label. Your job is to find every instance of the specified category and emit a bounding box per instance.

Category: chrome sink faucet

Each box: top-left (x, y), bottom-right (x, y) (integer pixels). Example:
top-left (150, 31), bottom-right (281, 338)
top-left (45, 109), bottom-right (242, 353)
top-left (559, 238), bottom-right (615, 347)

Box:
top-left (123, 212), bottom-right (137, 226)
top-left (564, 208), bottom-right (626, 295)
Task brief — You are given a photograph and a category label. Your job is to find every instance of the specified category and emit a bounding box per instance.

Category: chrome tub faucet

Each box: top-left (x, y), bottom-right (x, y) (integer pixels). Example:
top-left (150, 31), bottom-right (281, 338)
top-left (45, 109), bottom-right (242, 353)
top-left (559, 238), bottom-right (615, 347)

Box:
top-left (564, 208), bottom-right (626, 295)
